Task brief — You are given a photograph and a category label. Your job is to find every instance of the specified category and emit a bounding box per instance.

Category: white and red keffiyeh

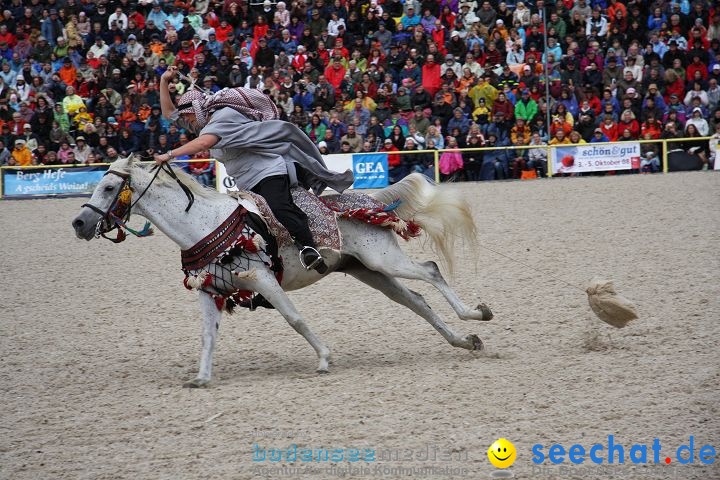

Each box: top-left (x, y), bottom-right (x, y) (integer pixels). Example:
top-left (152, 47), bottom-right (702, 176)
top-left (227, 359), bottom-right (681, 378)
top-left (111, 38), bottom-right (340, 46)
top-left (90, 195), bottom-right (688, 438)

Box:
top-left (176, 87), bottom-right (279, 126)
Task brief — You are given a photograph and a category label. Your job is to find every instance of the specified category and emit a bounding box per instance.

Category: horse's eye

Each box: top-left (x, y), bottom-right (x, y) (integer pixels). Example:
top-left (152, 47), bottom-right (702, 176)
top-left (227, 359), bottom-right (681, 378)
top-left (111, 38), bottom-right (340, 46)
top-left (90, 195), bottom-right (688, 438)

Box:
top-left (104, 185), bottom-right (114, 191)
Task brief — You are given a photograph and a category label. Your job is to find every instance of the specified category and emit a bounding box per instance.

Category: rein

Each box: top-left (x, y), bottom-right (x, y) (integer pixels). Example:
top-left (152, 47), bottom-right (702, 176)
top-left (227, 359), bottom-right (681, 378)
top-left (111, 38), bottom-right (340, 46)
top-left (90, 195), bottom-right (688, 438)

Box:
top-left (83, 162), bottom-right (195, 243)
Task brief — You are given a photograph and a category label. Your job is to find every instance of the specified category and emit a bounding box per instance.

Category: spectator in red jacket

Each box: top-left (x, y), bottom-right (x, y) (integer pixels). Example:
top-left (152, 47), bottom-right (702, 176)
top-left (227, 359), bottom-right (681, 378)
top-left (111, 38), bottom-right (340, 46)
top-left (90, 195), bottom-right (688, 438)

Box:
top-left (421, 54), bottom-right (442, 97)
top-left (600, 114), bottom-right (619, 141)
top-left (176, 40), bottom-right (196, 68)
top-left (618, 109), bottom-right (640, 139)
top-left (687, 54), bottom-right (708, 82)
top-left (324, 57), bottom-right (346, 91)
top-left (491, 92), bottom-right (514, 121)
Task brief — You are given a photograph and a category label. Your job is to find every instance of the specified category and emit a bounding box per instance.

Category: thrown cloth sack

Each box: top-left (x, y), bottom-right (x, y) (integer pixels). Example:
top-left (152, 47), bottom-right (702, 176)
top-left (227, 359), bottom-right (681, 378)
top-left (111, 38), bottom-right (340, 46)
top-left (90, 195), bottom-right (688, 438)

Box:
top-left (586, 279), bottom-right (639, 328)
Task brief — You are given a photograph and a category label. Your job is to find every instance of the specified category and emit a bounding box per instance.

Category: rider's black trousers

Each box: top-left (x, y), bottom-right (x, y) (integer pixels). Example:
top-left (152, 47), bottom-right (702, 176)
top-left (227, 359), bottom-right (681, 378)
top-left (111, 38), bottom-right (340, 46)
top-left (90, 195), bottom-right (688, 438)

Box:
top-left (251, 174), bottom-right (316, 248)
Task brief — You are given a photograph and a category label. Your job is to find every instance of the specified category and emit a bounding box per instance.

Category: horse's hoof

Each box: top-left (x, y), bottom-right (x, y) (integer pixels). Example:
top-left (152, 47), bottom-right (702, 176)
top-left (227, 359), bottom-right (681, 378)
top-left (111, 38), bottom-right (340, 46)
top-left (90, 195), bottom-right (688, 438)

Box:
top-left (317, 367), bottom-right (330, 374)
top-left (477, 303), bottom-right (494, 321)
top-left (183, 378), bottom-right (209, 388)
top-left (466, 334), bottom-right (484, 351)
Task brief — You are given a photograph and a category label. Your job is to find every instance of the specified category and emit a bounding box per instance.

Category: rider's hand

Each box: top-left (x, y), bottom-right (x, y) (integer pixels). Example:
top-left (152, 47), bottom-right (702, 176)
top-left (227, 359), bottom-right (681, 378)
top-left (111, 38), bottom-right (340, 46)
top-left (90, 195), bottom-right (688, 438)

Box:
top-left (154, 153), bottom-right (170, 165)
top-left (161, 66), bottom-right (178, 82)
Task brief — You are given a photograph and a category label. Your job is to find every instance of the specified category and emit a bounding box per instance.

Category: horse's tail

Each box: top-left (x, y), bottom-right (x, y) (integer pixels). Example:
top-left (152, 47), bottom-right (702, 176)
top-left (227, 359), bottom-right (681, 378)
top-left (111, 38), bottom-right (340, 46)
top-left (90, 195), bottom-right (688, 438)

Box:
top-left (371, 173), bottom-right (477, 274)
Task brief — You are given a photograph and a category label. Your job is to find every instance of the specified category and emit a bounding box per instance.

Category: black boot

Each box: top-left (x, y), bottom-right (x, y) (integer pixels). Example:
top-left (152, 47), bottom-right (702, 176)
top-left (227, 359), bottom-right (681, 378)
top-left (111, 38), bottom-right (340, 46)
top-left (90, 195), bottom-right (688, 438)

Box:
top-left (299, 246), bottom-right (328, 274)
top-left (237, 294), bottom-right (275, 311)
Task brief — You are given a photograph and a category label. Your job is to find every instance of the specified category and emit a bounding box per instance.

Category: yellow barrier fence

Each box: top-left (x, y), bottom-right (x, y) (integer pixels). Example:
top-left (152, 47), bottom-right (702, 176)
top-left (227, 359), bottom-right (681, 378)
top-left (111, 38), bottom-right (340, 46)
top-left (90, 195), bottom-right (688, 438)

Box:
top-left (0, 137), bottom-right (715, 199)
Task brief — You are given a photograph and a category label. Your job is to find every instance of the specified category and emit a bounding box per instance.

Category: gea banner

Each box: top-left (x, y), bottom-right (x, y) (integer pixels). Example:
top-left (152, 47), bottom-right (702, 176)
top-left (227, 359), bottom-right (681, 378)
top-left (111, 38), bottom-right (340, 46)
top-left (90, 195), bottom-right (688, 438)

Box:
top-left (216, 153), bottom-right (384, 192)
top-left (551, 143), bottom-right (640, 174)
top-left (2, 166), bottom-right (107, 198)
top-left (352, 153), bottom-right (388, 189)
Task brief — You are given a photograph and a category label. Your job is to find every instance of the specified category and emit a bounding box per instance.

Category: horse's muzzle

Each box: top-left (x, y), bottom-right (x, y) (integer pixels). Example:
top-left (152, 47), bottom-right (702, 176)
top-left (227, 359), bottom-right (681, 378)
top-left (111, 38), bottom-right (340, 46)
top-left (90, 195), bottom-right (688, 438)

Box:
top-left (72, 209), bottom-right (101, 240)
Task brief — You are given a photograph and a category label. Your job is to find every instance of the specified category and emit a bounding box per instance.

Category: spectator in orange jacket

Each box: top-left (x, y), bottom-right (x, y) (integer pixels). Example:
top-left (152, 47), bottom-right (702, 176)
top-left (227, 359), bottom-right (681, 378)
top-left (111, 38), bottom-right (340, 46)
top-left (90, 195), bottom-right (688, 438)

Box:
top-left (58, 58), bottom-right (77, 87)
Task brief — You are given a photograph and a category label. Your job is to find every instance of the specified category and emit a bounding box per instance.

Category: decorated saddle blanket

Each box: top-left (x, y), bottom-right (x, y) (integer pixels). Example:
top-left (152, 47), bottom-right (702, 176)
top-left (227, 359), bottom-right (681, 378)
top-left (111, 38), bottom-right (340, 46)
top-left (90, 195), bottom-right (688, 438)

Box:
top-left (230, 188), bottom-right (422, 251)
top-left (238, 188), bottom-right (342, 251)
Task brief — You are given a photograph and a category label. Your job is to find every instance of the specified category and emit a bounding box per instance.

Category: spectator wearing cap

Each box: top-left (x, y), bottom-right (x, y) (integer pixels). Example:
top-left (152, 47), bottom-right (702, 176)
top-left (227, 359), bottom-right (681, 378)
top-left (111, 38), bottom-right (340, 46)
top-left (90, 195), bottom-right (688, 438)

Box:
top-left (178, 16), bottom-right (196, 42)
top-left (11, 139), bottom-right (31, 166)
top-left (72, 135), bottom-right (91, 163)
top-left (19, 123), bottom-right (39, 151)
top-left (55, 57), bottom-right (76, 87)
top-left (515, 89), bottom-right (538, 121)
top-left (121, 34), bottom-right (142, 61)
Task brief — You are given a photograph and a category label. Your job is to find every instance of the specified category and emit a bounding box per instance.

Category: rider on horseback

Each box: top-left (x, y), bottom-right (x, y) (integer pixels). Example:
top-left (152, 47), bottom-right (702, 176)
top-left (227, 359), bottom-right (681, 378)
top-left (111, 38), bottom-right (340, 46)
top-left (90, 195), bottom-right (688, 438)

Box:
top-left (155, 67), bottom-right (354, 273)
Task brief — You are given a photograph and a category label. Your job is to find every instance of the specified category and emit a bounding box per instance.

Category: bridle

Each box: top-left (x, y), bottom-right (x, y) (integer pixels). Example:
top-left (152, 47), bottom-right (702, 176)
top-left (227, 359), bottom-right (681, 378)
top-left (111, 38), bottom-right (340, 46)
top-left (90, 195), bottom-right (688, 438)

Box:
top-left (82, 162), bottom-right (195, 243)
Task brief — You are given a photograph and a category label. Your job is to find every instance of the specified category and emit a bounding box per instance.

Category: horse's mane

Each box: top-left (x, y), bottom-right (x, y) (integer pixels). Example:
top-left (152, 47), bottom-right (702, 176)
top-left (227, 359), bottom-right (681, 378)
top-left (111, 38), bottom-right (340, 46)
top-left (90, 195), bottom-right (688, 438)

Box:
top-left (108, 155), bottom-right (227, 201)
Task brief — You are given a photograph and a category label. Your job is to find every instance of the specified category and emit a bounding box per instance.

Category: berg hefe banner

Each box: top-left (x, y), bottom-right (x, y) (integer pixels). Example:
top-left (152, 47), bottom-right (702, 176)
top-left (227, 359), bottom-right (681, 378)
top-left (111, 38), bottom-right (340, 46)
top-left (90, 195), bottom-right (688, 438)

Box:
top-left (2, 166), bottom-right (107, 198)
top-left (551, 143), bottom-right (641, 174)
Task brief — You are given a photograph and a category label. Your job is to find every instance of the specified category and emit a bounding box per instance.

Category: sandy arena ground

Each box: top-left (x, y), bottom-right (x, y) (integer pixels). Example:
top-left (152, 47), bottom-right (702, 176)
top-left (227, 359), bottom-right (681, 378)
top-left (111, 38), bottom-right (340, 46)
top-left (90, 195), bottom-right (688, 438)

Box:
top-left (1, 172), bottom-right (718, 480)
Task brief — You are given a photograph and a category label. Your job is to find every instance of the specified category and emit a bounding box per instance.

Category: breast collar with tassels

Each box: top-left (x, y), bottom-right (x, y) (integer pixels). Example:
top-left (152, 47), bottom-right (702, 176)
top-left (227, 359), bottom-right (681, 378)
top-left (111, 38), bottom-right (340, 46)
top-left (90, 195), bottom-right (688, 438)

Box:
top-left (82, 162), bottom-right (195, 243)
top-left (180, 206), bottom-right (283, 312)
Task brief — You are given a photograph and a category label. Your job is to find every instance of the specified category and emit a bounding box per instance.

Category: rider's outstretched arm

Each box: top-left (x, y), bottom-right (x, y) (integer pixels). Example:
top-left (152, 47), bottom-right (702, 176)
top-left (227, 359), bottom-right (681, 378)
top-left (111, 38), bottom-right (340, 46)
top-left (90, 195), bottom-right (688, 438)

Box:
top-left (160, 66), bottom-right (178, 120)
top-left (156, 134), bottom-right (219, 164)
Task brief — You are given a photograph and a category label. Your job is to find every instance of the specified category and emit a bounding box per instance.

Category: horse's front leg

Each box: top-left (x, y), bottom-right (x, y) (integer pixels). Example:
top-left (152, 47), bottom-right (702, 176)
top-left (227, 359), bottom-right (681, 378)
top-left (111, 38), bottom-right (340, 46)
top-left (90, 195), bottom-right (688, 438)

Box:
top-left (251, 269), bottom-right (331, 373)
top-left (185, 291), bottom-right (222, 388)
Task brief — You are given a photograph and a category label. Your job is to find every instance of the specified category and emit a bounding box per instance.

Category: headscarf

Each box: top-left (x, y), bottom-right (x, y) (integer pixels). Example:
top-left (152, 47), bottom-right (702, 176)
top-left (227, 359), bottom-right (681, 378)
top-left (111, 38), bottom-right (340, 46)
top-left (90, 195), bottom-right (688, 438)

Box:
top-left (176, 87), bottom-right (279, 127)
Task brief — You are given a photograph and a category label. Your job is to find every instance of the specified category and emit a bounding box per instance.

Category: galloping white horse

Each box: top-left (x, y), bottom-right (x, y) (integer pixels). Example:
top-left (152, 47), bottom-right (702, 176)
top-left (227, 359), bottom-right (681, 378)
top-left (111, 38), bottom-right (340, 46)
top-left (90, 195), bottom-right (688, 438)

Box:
top-left (72, 156), bottom-right (492, 387)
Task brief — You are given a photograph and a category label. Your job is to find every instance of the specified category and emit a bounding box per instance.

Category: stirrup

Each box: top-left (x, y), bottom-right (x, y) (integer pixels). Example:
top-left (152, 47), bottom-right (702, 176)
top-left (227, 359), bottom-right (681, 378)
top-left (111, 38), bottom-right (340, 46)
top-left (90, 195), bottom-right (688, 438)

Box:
top-left (299, 246), bottom-right (324, 271)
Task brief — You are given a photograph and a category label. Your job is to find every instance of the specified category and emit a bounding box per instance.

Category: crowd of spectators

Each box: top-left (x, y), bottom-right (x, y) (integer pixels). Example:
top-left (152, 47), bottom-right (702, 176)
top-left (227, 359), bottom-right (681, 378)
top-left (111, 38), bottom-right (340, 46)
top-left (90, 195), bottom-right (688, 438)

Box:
top-left (0, 0), bottom-right (718, 183)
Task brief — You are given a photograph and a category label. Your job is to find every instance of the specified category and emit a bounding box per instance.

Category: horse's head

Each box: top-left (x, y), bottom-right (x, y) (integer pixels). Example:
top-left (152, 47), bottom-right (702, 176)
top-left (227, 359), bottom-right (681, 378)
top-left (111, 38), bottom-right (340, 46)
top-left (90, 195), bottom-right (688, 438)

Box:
top-left (72, 155), bottom-right (138, 240)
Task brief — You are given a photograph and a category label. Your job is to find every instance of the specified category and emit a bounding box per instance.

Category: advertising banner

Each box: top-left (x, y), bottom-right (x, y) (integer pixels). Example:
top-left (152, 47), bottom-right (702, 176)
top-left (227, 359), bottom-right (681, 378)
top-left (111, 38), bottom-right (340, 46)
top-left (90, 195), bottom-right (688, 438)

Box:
top-left (217, 153), bottom-right (385, 192)
top-left (551, 143), bottom-right (640, 174)
top-left (352, 153), bottom-right (388, 189)
top-left (2, 166), bottom-right (107, 198)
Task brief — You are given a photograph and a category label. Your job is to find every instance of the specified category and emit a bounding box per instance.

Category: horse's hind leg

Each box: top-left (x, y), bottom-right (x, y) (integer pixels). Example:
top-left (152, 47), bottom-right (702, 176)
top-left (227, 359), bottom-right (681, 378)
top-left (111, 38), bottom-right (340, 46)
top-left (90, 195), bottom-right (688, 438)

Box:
top-left (345, 263), bottom-right (483, 351)
top-left (185, 291), bottom-right (222, 388)
top-left (250, 269), bottom-right (331, 373)
top-left (351, 236), bottom-right (493, 322)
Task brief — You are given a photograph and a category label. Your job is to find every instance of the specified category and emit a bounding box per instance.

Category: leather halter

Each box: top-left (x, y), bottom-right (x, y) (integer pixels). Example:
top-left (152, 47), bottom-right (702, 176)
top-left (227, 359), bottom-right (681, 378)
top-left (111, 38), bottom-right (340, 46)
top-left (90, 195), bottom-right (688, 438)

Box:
top-left (82, 163), bottom-right (195, 242)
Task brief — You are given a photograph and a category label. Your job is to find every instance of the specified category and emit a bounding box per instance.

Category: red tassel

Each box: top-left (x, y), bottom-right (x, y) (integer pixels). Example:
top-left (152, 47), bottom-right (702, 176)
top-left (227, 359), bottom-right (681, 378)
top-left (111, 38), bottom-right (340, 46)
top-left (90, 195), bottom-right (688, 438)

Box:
top-left (183, 276), bottom-right (192, 290)
top-left (232, 290), bottom-right (253, 302)
top-left (244, 235), bottom-right (258, 253)
top-left (407, 221), bottom-right (422, 237)
top-left (213, 296), bottom-right (225, 311)
top-left (202, 272), bottom-right (213, 287)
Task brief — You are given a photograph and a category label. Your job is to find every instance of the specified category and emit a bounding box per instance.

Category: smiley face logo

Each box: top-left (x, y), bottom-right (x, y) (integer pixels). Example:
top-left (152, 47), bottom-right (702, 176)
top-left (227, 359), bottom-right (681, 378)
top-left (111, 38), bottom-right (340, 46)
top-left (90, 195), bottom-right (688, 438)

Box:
top-left (488, 438), bottom-right (516, 468)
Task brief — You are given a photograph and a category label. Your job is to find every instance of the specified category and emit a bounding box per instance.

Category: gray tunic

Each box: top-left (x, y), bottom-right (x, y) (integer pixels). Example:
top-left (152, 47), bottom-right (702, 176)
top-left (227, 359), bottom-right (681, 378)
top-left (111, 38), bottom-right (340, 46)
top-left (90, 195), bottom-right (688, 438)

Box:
top-left (174, 107), bottom-right (354, 194)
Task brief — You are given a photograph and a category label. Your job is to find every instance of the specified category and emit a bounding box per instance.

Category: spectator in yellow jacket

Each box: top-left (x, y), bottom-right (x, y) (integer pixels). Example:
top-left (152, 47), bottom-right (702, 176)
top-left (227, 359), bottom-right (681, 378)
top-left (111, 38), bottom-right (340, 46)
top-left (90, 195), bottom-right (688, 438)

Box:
top-left (11, 139), bottom-right (32, 166)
